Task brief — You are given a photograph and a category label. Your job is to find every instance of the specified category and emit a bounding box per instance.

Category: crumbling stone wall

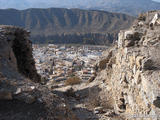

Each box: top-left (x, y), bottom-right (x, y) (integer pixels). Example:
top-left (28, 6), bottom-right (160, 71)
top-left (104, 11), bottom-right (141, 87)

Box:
top-left (0, 25), bottom-right (78, 120)
top-left (0, 25), bottom-right (41, 82)
top-left (97, 11), bottom-right (160, 119)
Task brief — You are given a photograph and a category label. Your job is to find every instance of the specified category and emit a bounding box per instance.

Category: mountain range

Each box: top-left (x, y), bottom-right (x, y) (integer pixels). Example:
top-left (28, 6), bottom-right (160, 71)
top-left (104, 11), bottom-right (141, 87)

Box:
top-left (0, 8), bottom-right (134, 44)
top-left (0, 0), bottom-right (160, 15)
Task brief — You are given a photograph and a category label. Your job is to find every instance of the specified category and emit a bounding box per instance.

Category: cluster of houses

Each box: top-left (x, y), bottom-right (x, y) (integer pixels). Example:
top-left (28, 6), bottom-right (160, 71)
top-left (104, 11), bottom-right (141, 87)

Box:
top-left (33, 44), bottom-right (107, 82)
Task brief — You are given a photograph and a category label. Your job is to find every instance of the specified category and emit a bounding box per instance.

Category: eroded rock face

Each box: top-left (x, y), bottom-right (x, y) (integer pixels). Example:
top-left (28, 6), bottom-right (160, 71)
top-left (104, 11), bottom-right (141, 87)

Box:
top-left (0, 25), bottom-right (41, 82)
top-left (96, 11), bottom-right (160, 119)
top-left (0, 25), bottom-right (78, 120)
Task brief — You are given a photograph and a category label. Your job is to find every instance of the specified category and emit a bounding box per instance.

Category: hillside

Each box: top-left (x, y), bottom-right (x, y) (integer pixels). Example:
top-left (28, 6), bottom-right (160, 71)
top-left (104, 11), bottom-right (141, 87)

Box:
top-left (92, 10), bottom-right (160, 119)
top-left (0, 8), bottom-right (134, 44)
top-left (0, 0), bottom-right (159, 16)
top-left (88, 0), bottom-right (160, 16)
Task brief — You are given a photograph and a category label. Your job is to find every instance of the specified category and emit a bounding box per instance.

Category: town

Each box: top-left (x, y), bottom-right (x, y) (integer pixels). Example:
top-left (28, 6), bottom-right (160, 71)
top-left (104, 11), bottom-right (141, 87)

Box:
top-left (33, 44), bottom-right (107, 84)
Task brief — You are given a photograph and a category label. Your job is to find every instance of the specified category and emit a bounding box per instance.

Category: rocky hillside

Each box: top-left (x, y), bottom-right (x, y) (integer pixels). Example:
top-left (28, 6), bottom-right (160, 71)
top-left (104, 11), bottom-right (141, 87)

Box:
top-left (94, 10), bottom-right (160, 119)
top-left (0, 25), bottom-right (78, 120)
top-left (0, 8), bottom-right (134, 44)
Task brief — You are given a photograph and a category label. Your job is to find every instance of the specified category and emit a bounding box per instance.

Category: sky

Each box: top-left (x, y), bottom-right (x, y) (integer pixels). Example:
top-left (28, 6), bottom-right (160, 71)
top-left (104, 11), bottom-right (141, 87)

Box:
top-left (0, 0), bottom-right (159, 10)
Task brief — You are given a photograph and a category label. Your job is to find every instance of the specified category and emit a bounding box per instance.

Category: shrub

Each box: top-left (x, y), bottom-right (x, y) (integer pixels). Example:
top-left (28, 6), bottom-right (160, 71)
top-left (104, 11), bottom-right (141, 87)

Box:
top-left (65, 76), bottom-right (81, 85)
top-left (88, 76), bottom-right (96, 83)
top-left (99, 59), bottom-right (108, 70)
top-left (86, 92), bottom-right (114, 110)
top-left (138, 14), bottom-right (146, 21)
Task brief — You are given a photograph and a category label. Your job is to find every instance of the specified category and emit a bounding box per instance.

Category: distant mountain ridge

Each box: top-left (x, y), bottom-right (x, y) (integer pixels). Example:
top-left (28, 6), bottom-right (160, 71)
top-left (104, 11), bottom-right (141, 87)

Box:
top-left (0, 8), bottom-right (134, 44)
top-left (0, 0), bottom-right (160, 15)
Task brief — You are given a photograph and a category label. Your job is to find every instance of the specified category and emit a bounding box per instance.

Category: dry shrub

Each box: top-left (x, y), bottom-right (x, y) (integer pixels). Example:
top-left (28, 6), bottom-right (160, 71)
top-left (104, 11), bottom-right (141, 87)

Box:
top-left (86, 88), bottom-right (114, 110)
top-left (138, 13), bottom-right (146, 21)
top-left (99, 53), bottom-right (112, 70)
top-left (86, 91), bottom-right (101, 109)
top-left (100, 92), bottom-right (115, 110)
top-left (65, 76), bottom-right (81, 85)
top-left (88, 76), bottom-right (96, 83)
top-left (99, 59), bottom-right (108, 70)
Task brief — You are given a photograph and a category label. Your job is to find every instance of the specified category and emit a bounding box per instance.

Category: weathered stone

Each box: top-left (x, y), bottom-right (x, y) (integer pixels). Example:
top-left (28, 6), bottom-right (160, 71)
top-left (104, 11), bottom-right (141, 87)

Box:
top-left (25, 95), bottom-right (36, 104)
top-left (95, 10), bottom-right (160, 119)
top-left (124, 39), bottom-right (135, 47)
top-left (153, 97), bottom-right (160, 108)
top-left (14, 88), bottom-right (22, 95)
top-left (0, 25), bottom-right (41, 82)
top-left (136, 56), bottom-right (144, 69)
top-left (0, 26), bottom-right (78, 120)
top-left (104, 110), bottom-right (116, 117)
top-left (142, 58), bottom-right (154, 70)
top-left (150, 13), bottom-right (160, 26)
top-left (134, 70), bottom-right (141, 84)
top-left (94, 107), bottom-right (104, 114)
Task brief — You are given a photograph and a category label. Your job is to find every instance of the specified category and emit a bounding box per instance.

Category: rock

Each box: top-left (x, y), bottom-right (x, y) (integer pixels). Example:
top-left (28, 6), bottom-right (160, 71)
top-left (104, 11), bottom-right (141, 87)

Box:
top-left (95, 11), bottom-right (160, 119)
top-left (134, 70), bottom-right (141, 84)
top-left (14, 88), bottom-right (22, 95)
top-left (0, 91), bottom-right (12, 100)
top-left (138, 21), bottom-right (144, 26)
top-left (136, 56), bottom-right (144, 69)
top-left (94, 110), bottom-right (99, 114)
top-left (104, 110), bottom-right (116, 117)
top-left (153, 97), bottom-right (160, 108)
top-left (142, 58), bottom-right (155, 70)
top-left (25, 95), bottom-right (36, 104)
top-left (14, 93), bottom-right (36, 104)
top-left (150, 13), bottom-right (160, 26)
top-left (94, 107), bottom-right (104, 114)
top-left (124, 40), bottom-right (135, 47)
top-left (65, 87), bottom-right (76, 97)
top-left (0, 25), bottom-right (41, 83)
top-left (30, 86), bottom-right (35, 90)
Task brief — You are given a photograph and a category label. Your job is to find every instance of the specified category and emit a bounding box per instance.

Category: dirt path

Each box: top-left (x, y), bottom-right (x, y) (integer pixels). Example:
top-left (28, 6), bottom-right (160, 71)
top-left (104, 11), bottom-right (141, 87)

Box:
top-left (51, 81), bottom-right (123, 120)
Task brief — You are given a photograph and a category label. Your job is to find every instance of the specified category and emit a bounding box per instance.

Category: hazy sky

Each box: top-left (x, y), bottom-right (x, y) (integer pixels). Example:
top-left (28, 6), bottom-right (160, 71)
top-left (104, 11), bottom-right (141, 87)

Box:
top-left (0, 0), bottom-right (159, 10)
top-left (153, 0), bottom-right (160, 1)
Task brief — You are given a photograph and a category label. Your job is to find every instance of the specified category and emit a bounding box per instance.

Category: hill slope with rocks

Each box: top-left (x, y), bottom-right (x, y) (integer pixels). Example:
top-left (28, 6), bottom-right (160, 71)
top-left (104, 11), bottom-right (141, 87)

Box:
top-left (0, 8), bottom-right (134, 45)
top-left (91, 10), bottom-right (160, 119)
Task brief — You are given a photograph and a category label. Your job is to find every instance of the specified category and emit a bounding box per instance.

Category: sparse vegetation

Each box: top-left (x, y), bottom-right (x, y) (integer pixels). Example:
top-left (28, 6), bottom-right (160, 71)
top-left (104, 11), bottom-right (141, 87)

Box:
top-left (65, 76), bottom-right (81, 85)
top-left (88, 75), bottom-right (96, 83)
top-left (138, 13), bottom-right (146, 21)
top-left (86, 91), bottom-right (101, 109)
top-left (87, 91), bottom-right (114, 110)
top-left (99, 59), bottom-right (108, 70)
